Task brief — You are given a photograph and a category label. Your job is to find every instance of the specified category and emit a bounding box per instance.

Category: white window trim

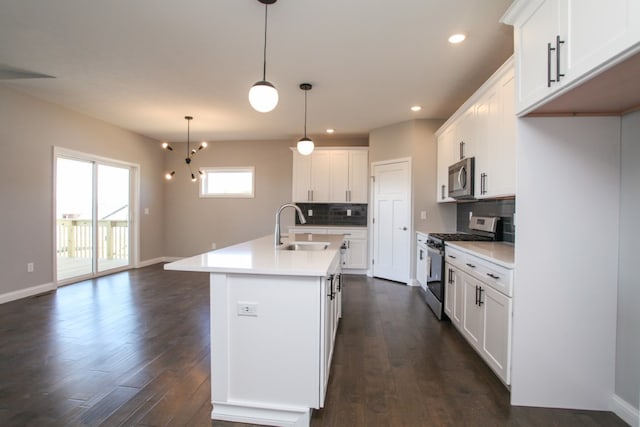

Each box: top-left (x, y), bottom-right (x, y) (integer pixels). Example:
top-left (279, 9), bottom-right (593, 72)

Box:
top-left (200, 166), bottom-right (255, 198)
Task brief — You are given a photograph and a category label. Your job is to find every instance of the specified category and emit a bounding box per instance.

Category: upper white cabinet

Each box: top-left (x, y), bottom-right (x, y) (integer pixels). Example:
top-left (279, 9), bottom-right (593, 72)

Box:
top-left (292, 148), bottom-right (369, 203)
top-left (502, 0), bottom-right (640, 115)
top-left (436, 58), bottom-right (516, 201)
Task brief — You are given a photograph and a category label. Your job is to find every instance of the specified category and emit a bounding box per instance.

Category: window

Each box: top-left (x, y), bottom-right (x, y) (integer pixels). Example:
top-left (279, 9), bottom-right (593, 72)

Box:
top-left (200, 167), bottom-right (255, 198)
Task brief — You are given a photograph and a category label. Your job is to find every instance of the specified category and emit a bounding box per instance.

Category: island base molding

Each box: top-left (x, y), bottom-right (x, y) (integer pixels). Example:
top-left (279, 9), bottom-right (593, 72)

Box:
top-left (212, 401), bottom-right (311, 427)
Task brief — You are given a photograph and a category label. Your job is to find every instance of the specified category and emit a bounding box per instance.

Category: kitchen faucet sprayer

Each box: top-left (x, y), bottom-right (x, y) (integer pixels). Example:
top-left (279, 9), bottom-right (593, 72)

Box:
top-left (275, 203), bottom-right (306, 247)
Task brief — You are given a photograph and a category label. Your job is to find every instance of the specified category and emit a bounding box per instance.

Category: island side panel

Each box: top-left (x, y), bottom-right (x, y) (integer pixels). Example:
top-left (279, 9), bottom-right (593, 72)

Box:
top-left (210, 272), bottom-right (322, 411)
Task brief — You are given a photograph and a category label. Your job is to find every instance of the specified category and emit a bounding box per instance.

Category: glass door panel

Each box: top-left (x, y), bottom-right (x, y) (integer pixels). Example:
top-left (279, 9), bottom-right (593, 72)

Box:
top-left (56, 158), bottom-right (94, 281)
top-left (97, 164), bottom-right (130, 272)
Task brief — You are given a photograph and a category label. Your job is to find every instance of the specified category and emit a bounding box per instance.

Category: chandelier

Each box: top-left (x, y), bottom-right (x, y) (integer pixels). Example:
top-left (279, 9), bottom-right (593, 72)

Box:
top-left (162, 116), bottom-right (208, 182)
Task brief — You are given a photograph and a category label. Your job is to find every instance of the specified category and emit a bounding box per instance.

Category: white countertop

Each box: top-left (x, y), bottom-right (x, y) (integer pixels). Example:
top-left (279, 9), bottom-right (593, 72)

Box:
top-left (446, 241), bottom-right (515, 269)
top-left (164, 233), bottom-right (344, 277)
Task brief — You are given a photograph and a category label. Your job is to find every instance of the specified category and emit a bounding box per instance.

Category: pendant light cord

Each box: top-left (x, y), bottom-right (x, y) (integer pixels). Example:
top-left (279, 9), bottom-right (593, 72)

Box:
top-left (186, 117), bottom-right (191, 156)
top-left (262, 3), bottom-right (268, 80)
top-left (304, 90), bottom-right (308, 137)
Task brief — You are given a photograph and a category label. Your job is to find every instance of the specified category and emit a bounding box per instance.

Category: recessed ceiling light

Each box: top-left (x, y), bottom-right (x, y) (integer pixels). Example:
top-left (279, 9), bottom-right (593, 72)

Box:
top-left (448, 33), bottom-right (466, 44)
top-left (326, 128), bottom-right (335, 134)
top-left (411, 106), bottom-right (422, 112)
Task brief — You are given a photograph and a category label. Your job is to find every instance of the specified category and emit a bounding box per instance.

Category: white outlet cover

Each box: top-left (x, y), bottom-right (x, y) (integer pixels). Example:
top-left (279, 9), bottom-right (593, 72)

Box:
top-left (347, 209), bottom-right (352, 216)
top-left (308, 209), bottom-right (313, 216)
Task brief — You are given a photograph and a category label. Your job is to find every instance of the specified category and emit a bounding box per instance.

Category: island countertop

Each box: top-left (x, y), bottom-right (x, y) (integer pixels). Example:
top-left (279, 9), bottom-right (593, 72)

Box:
top-left (164, 233), bottom-right (345, 277)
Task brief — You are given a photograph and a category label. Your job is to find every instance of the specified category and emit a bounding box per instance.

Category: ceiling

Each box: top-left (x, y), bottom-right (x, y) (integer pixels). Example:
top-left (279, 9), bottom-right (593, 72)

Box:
top-left (0, 0), bottom-right (514, 143)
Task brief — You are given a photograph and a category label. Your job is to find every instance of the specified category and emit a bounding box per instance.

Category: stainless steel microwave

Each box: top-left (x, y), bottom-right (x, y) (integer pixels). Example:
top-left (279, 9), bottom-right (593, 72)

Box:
top-left (448, 157), bottom-right (474, 199)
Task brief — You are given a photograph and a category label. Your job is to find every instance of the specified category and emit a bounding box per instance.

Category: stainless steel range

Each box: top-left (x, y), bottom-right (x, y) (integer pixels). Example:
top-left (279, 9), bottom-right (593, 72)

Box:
top-left (424, 216), bottom-right (499, 319)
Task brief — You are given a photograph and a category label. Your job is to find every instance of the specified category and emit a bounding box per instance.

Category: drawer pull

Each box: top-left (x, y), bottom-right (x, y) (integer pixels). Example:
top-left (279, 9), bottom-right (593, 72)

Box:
top-left (448, 255), bottom-right (456, 259)
top-left (486, 273), bottom-right (500, 280)
top-left (466, 263), bottom-right (476, 268)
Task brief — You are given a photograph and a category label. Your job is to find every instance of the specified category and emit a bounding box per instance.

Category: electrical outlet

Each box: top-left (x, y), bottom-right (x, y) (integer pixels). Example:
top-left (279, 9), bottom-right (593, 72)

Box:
top-left (144, 208), bottom-right (149, 215)
top-left (308, 209), bottom-right (313, 217)
top-left (237, 302), bottom-right (258, 317)
top-left (347, 209), bottom-right (352, 216)
top-left (27, 262), bottom-right (34, 273)
top-left (211, 242), bottom-right (217, 250)
top-left (420, 211), bottom-right (427, 220)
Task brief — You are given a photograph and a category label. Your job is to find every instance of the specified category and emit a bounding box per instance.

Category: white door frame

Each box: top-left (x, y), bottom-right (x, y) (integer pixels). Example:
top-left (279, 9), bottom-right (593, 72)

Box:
top-left (53, 146), bottom-right (140, 286)
top-left (368, 157), bottom-right (413, 283)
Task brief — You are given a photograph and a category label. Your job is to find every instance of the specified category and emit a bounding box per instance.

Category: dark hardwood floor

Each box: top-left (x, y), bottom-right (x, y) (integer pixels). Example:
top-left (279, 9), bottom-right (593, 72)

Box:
top-left (0, 264), bottom-right (626, 426)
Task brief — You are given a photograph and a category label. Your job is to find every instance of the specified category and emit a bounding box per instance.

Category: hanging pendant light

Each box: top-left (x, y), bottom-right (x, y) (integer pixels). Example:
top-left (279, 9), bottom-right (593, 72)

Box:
top-left (249, 0), bottom-right (279, 113)
top-left (162, 116), bottom-right (208, 182)
top-left (297, 83), bottom-right (314, 156)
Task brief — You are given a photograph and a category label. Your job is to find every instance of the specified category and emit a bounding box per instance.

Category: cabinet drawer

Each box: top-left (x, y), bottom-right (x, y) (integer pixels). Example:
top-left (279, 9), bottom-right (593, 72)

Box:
top-left (462, 255), bottom-right (513, 297)
top-left (328, 228), bottom-right (367, 239)
top-left (444, 246), bottom-right (468, 269)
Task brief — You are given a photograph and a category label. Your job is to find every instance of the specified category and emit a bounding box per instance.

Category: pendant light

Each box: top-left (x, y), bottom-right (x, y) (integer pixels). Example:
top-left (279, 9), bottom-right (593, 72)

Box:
top-left (162, 116), bottom-right (208, 182)
top-left (249, 0), bottom-right (279, 113)
top-left (297, 83), bottom-right (314, 156)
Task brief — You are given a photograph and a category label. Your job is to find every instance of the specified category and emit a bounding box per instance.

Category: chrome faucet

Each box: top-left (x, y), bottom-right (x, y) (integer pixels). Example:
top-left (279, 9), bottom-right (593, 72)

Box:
top-left (275, 203), bottom-right (307, 247)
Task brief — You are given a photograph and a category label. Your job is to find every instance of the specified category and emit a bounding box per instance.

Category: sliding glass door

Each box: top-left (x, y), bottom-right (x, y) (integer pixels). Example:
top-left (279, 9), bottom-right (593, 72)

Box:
top-left (56, 153), bottom-right (133, 283)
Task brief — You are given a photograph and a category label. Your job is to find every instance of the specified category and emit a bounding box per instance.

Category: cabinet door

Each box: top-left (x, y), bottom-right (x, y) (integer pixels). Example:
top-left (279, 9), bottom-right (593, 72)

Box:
top-left (474, 87), bottom-right (500, 198)
top-left (343, 238), bottom-right (367, 269)
top-left (417, 246), bottom-right (428, 291)
top-left (292, 151), bottom-right (312, 202)
top-left (310, 151), bottom-right (332, 202)
top-left (481, 285), bottom-right (512, 385)
top-left (348, 150), bottom-right (369, 203)
top-left (436, 127), bottom-right (456, 202)
top-left (444, 264), bottom-right (455, 320)
top-left (462, 272), bottom-right (484, 351)
top-left (457, 106), bottom-right (476, 160)
top-left (322, 276), bottom-right (335, 402)
top-left (562, 0), bottom-right (640, 87)
top-left (479, 72), bottom-right (516, 199)
top-left (514, 0), bottom-right (563, 112)
top-left (330, 151), bottom-right (349, 202)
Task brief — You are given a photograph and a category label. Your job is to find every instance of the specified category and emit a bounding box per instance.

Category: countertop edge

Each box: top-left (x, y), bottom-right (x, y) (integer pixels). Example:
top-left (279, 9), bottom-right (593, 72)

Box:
top-left (446, 241), bottom-right (515, 269)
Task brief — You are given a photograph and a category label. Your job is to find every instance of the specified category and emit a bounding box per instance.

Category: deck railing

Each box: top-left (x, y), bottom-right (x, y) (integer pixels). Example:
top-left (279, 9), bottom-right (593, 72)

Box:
top-left (56, 219), bottom-right (129, 260)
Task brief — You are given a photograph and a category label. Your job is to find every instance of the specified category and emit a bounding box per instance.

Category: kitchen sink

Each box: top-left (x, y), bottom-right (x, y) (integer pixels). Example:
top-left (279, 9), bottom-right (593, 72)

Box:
top-left (280, 242), bottom-right (329, 251)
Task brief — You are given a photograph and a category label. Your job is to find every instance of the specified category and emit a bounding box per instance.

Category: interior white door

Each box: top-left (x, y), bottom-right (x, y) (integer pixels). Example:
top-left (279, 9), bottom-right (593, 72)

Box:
top-left (372, 160), bottom-right (411, 283)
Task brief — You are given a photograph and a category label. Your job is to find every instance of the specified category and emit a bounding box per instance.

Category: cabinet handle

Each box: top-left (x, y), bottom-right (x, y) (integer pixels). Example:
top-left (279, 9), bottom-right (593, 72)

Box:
top-left (328, 274), bottom-right (335, 300)
top-left (475, 285), bottom-right (479, 305)
top-left (486, 273), bottom-right (500, 280)
top-left (466, 263), bottom-right (476, 269)
top-left (478, 287), bottom-right (484, 306)
top-left (556, 35), bottom-right (565, 82)
top-left (459, 141), bottom-right (465, 160)
top-left (448, 255), bottom-right (456, 259)
top-left (337, 274), bottom-right (342, 292)
top-left (441, 184), bottom-right (445, 200)
top-left (419, 249), bottom-right (423, 261)
top-left (481, 173), bottom-right (487, 195)
top-left (547, 42), bottom-right (556, 87)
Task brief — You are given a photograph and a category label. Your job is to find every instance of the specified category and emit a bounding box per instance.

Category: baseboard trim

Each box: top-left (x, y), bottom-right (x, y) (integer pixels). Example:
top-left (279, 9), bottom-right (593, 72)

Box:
top-left (0, 282), bottom-right (56, 305)
top-left (611, 393), bottom-right (638, 427)
top-left (135, 257), bottom-right (167, 268)
top-left (407, 278), bottom-right (421, 287)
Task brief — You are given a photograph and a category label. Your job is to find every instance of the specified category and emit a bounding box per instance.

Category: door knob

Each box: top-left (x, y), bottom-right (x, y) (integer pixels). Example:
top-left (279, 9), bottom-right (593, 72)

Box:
top-left (400, 227), bottom-right (407, 231)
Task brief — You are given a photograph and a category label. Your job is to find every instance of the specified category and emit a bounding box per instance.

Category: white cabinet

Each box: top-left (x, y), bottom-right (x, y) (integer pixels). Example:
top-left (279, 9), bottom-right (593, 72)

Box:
top-left (416, 232), bottom-right (428, 291)
top-left (503, 0), bottom-right (640, 115)
top-left (436, 126), bottom-right (457, 202)
top-left (474, 68), bottom-right (517, 199)
top-left (444, 264), bottom-right (463, 328)
top-left (291, 227), bottom-right (368, 272)
top-left (322, 268), bottom-right (340, 399)
top-left (445, 245), bottom-right (513, 385)
top-left (292, 148), bottom-right (368, 203)
top-left (436, 58), bottom-right (516, 201)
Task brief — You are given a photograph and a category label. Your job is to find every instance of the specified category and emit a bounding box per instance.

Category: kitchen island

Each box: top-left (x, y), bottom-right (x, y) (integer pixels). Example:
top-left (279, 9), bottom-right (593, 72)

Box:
top-left (164, 233), bottom-right (345, 427)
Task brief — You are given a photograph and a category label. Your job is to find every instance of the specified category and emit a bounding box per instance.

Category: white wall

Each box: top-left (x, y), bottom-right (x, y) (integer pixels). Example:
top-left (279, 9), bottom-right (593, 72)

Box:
top-left (0, 85), bottom-right (165, 299)
top-left (616, 110), bottom-right (640, 424)
top-left (512, 117), bottom-right (620, 410)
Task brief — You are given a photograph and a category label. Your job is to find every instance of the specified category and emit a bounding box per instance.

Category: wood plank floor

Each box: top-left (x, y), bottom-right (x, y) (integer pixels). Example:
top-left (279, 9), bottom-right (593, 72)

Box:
top-left (0, 264), bottom-right (627, 426)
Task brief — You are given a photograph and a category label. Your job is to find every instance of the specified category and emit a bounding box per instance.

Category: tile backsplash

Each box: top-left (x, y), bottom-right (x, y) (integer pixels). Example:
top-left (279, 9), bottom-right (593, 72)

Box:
top-left (456, 198), bottom-right (516, 243)
top-left (295, 203), bottom-right (367, 226)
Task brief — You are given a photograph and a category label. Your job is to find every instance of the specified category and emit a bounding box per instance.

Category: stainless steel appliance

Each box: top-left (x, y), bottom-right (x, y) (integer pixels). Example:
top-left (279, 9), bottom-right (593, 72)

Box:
top-left (424, 216), bottom-right (499, 319)
top-left (448, 157), bottom-right (475, 200)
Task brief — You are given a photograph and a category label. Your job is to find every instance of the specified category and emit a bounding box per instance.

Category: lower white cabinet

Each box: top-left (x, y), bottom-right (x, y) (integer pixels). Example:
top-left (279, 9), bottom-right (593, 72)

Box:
top-left (291, 227), bottom-right (368, 272)
top-left (445, 245), bottom-right (513, 385)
